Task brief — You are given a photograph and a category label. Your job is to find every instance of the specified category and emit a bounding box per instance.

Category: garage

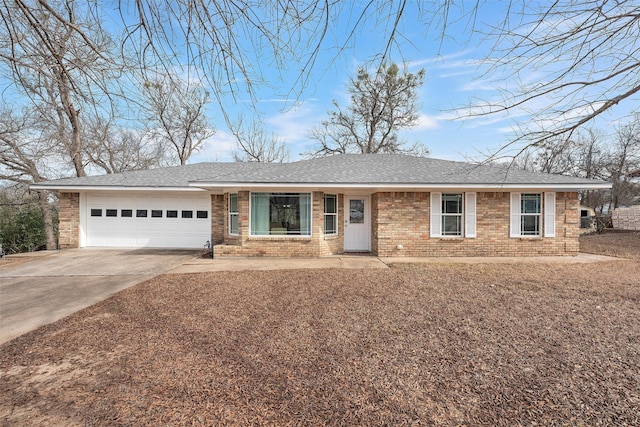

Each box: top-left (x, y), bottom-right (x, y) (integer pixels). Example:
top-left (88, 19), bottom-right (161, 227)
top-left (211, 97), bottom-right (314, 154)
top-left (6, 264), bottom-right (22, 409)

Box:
top-left (83, 192), bottom-right (211, 248)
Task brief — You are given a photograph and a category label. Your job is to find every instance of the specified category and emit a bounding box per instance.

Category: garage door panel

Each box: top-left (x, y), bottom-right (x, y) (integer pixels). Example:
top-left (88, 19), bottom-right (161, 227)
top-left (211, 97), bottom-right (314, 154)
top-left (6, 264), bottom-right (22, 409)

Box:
top-left (85, 192), bottom-right (211, 248)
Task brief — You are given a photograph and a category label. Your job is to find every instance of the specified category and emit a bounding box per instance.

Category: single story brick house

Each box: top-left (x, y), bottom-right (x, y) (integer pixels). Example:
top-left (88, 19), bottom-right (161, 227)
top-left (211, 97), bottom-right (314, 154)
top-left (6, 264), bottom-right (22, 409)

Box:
top-left (31, 154), bottom-right (610, 257)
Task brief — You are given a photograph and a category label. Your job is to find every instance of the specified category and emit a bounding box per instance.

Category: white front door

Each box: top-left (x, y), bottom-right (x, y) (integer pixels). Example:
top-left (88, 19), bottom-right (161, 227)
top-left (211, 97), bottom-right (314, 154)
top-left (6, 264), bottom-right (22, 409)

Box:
top-left (344, 195), bottom-right (370, 252)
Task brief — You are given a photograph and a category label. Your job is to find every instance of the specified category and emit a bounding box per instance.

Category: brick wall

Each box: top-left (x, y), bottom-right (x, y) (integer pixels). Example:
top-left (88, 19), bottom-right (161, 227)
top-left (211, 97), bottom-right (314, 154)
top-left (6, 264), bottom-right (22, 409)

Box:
top-left (210, 194), bottom-right (225, 244)
top-left (56, 190), bottom-right (581, 257)
top-left (612, 206), bottom-right (640, 230)
top-left (58, 192), bottom-right (80, 249)
top-left (373, 191), bottom-right (580, 257)
top-left (214, 191), bottom-right (344, 257)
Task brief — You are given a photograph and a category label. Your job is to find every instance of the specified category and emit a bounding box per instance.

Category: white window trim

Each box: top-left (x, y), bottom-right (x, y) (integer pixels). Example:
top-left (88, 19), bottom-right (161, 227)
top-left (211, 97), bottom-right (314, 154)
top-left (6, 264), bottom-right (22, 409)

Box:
top-left (324, 194), bottom-right (338, 236)
top-left (430, 192), bottom-right (476, 238)
top-left (510, 192), bottom-right (556, 238)
top-left (248, 192), bottom-right (313, 238)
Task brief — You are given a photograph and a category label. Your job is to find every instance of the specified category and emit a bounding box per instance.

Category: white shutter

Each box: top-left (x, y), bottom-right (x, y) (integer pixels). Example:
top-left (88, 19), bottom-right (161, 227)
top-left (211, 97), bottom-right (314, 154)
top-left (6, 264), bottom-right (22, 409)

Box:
top-left (465, 192), bottom-right (476, 238)
top-left (510, 193), bottom-right (521, 238)
top-left (430, 192), bottom-right (442, 238)
top-left (544, 192), bottom-right (556, 237)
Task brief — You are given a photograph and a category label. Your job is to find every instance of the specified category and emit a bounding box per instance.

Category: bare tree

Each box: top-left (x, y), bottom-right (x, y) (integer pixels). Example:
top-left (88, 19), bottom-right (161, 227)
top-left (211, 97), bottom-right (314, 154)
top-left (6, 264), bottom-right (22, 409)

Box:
top-left (103, 1), bottom-right (640, 151)
top-left (0, 1), bottom-right (158, 250)
top-left (0, 108), bottom-right (57, 249)
top-left (230, 116), bottom-right (290, 163)
top-left (472, 1), bottom-right (640, 155)
top-left (515, 122), bottom-right (640, 213)
top-left (1, 1), bottom-right (637, 169)
top-left (309, 63), bottom-right (428, 156)
top-left (119, 1), bottom-right (432, 105)
top-left (607, 120), bottom-right (640, 209)
top-left (0, 0), bottom-right (126, 177)
top-left (144, 77), bottom-right (215, 165)
top-left (83, 117), bottom-right (165, 174)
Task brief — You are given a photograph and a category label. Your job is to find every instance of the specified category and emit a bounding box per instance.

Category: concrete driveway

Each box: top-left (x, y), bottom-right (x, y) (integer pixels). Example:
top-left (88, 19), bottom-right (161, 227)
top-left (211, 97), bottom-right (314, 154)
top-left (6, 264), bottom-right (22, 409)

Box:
top-left (0, 248), bottom-right (199, 345)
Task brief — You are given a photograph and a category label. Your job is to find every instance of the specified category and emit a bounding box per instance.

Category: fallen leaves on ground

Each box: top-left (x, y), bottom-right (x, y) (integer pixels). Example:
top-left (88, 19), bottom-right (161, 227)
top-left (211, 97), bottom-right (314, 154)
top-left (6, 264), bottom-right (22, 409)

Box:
top-left (1, 233), bottom-right (639, 426)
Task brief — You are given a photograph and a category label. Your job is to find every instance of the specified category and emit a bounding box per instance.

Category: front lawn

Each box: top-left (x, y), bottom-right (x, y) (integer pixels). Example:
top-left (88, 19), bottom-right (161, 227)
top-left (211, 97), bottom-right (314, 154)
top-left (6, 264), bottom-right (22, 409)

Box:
top-left (2, 251), bottom-right (639, 425)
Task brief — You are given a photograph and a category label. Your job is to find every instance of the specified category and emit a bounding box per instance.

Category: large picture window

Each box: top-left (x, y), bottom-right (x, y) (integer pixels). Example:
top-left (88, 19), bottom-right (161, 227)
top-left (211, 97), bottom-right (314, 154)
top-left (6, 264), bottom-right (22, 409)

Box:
top-left (250, 193), bottom-right (311, 236)
top-left (229, 193), bottom-right (239, 235)
top-left (324, 194), bottom-right (338, 235)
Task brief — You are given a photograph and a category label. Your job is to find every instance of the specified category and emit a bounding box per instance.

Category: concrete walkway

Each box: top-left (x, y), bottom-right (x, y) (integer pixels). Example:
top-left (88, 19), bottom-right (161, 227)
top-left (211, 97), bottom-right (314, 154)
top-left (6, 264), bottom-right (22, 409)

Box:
top-left (169, 252), bottom-right (621, 273)
top-left (0, 248), bottom-right (198, 345)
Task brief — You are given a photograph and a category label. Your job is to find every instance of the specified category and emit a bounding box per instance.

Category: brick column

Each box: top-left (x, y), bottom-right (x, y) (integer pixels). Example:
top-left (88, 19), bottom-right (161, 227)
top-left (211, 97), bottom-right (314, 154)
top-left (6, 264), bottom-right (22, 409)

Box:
top-left (58, 192), bottom-right (80, 248)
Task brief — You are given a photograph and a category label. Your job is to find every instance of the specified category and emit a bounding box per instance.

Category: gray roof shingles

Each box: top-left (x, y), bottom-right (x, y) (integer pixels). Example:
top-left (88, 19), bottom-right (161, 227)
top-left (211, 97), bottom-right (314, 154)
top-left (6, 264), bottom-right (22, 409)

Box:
top-left (33, 154), bottom-right (608, 189)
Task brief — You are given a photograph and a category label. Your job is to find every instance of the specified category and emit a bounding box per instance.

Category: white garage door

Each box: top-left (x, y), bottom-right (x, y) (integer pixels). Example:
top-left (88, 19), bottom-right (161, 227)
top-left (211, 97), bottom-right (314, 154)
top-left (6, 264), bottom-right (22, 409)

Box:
top-left (85, 192), bottom-right (211, 248)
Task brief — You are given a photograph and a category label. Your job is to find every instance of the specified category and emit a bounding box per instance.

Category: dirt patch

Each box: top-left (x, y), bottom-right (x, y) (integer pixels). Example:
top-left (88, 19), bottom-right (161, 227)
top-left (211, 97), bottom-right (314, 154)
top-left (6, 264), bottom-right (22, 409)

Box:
top-left (0, 257), bottom-right (31, 269)
top-left (579, 229), bottom-right (640, 259)
top-left (2, 248), bottom-right (640, 426)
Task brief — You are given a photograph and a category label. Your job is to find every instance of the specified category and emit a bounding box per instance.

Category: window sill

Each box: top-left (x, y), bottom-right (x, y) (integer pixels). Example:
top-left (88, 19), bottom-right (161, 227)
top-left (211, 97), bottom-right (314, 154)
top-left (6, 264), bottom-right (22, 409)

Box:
top-left (248, 235), bottom-right (312, 241)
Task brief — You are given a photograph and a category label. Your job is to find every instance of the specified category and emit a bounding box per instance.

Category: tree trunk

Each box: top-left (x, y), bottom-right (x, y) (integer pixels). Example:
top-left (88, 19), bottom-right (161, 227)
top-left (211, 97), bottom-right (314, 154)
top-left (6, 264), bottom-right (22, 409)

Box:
top-left (36, 190), bottom-right (57, 250)
top-left (56, 66), bottom-right (86, 177)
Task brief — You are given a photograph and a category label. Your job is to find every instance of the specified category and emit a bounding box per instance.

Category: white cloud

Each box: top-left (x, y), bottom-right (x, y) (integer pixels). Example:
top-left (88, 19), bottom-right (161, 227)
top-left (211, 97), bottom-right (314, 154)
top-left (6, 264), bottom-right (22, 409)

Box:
top-left (413, 114), bottom-right (440, 130)
top-left (266, 104), bottom-right (322, 142)
top-left (460, 78), bottom-right (497, 92)
top-left (191, 130), bottom-right (237, 162)
top-left (407, 50), bottom-right (477, 69)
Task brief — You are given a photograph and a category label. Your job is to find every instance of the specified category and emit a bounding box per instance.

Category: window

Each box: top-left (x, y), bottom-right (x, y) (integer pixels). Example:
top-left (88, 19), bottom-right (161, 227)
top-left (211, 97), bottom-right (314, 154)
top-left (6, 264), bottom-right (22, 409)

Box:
top-left (136, 209), bottom-right (147, 218)
top-left (324, 194), bottom-right (337, 235)
top-left (520, 194), bottom-right (541, 236)
top-left (121, 209), bottom-right (132, 218)
top-left (349, 199), bottom-right (364, 224)
top-left (105, 209), bottom-right (117, 217)
top-left (196, 210), bottom-right (208, 219)
top-left (166, 210), bottom-right (178, 218)
top-left (229, 193), bottom-right (239, 235)
top-left (90, 209), bottom-right (102, 217)
top-left (441, 194), bottom-right (463, 236)
top-left (510, 192), bottom-right (556, 238)
top-left (181, 210), bottom-right (193, 219)
top-left (151, 210), bottom-right (163, 218)
top-left (430, 192), bottom-right (476, 238)
top-left (250, 192), bottom-right (311, 236)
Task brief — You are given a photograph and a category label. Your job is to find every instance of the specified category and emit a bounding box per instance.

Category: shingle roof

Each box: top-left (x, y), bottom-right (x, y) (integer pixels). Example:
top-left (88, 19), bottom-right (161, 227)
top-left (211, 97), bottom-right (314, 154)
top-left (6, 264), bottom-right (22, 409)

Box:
top-left (31, 154), bottom-right (610, 190)
top-left (32, 162), bottom-right (276, 188)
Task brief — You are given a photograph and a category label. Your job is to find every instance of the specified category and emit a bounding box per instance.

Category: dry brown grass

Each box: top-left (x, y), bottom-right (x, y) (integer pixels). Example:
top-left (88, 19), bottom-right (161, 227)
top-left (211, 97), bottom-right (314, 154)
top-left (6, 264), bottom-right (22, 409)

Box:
top-left (580, 229), bottom-right (640, 259)
top-left (1, 233), bottom-right (639, 426)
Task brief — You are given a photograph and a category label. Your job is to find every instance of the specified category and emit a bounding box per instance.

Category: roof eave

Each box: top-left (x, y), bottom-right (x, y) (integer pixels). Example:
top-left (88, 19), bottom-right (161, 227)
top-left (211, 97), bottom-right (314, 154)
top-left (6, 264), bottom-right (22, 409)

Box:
top-left (29, 184), bottom-right (206, 192)
top-left (188, 181), bottom-right (612, 191)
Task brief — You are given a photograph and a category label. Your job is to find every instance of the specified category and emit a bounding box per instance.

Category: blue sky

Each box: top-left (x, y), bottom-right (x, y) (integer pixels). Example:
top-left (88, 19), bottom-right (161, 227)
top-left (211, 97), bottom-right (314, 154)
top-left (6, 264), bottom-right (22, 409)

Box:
top-left (187, 1), bottom-right (636, 165)
top-left (3, 2), bottom-right (633, 169)
top-left (193, 3), bottom-right (508, 163)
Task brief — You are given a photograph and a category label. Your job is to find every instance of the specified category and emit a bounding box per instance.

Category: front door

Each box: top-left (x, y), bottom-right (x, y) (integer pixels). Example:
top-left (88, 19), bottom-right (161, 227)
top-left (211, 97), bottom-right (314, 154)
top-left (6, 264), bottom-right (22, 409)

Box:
top-left (344, 195), bottom-right (370, 252)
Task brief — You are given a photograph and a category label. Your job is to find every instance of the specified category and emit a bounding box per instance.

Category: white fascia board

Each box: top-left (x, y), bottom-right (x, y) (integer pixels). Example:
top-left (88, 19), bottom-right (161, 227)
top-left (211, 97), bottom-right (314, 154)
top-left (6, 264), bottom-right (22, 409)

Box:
top-left (29, 185), bottom-right (207, 192)
top-left (189, 182), bottom-right (612, 191)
